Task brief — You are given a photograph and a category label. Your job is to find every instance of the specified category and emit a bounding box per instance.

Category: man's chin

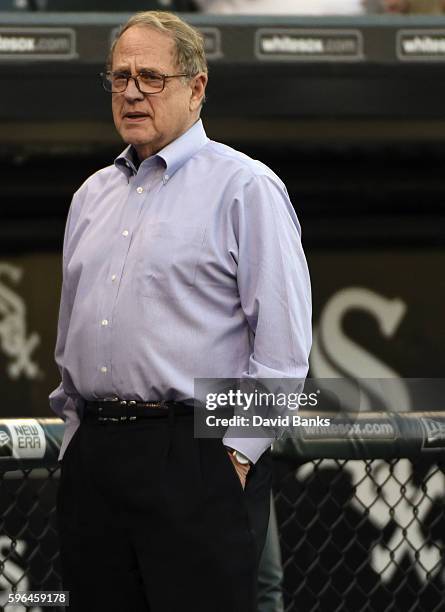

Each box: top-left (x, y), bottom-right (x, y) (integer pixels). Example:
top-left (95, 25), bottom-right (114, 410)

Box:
top-left (119, 135), bottom-right (161, 160)
top-left (121, 127), bottom-right (152, 139)
top-left (119, 128), bottom-right (156, 147)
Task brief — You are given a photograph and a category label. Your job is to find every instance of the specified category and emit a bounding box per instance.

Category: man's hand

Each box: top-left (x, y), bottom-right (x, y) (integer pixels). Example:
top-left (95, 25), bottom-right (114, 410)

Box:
top-left (227, 451), bottom-right (251, 489)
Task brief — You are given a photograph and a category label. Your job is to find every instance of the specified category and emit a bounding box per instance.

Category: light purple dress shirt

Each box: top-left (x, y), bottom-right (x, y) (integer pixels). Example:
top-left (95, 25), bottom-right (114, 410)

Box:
top-left (49, 118), bottom-right (312, 464)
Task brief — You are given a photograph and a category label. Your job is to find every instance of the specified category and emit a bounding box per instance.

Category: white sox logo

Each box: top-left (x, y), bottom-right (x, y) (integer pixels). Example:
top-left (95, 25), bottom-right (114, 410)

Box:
top-left (297, 458), bottom-right (444, 583)
top-left (0, 263), bottom-right (41, 380)
top-left (310, 287), bottom-right (411, 412)
top-left (307, 287), bottom-right (442, 584)
top-left (353, 458), bottom-right (443, 582)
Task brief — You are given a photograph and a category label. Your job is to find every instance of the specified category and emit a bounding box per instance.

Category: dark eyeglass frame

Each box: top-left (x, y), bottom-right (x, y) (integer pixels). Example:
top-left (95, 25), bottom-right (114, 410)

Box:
top-left (99, 70), bottom-right (193, 94)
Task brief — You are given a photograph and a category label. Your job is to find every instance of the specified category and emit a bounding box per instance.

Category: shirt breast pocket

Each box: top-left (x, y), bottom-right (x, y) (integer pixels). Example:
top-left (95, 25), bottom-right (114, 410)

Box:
top-left (137, 221), bottom-right (205, 301)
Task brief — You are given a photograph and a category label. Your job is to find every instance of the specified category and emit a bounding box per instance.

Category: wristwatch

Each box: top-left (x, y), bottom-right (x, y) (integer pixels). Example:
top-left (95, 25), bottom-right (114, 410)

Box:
top-left (225, 446), bottom-right (251, 466)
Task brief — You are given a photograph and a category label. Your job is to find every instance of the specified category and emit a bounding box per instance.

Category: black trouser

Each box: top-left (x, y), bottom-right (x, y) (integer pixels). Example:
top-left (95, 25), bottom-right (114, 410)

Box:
top-left (57, 404), bottom-right (272, 611)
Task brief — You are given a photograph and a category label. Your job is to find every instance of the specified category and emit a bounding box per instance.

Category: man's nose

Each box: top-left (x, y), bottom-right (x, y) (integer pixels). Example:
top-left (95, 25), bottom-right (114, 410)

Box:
top-left (124, 77), bottom-right (144, 101)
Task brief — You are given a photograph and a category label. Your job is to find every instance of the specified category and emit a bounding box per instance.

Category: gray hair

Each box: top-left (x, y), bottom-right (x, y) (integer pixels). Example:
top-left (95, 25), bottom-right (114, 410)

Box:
top-left (107, 10), bottom-right (208, 79)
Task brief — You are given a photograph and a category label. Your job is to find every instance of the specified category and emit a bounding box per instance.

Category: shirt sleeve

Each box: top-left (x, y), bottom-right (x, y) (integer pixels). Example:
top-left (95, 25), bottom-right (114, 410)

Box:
top-left (222, 173), bottom-right (312, 463)
top-left (48, 193), bottom-right (85, 442)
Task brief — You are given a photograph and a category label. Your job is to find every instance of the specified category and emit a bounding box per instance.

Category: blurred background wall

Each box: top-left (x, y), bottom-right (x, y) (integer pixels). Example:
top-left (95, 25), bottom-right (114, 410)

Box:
top-left (0, 3), bottom-right (444, 414)
top-left (1, 5), bottom-right (445, 611)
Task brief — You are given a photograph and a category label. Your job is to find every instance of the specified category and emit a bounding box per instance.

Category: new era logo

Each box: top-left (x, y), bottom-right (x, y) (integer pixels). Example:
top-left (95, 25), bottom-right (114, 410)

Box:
top-left (421, 417), bottom-right (445, 448)
top-left (0, 429), bottom-right (12, 456)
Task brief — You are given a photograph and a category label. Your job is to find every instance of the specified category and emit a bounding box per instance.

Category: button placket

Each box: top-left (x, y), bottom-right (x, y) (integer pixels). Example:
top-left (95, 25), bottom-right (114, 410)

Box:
top-left (95, 165), bottom-right (158, 398)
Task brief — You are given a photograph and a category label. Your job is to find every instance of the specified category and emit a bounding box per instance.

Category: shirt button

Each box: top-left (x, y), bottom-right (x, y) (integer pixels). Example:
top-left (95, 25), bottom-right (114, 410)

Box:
top-left (122, 230), bottom-right (129, 237)
top-left (136, 186), bottom-right (144, 194)
top-left (163, 175), bottom-right (169, 184)
top-left (111, 274), bottom-right (117, 282)
top-left (101, 319), bottom-right (108, 326)
top-left (100, 366), bottom-right (107, 373)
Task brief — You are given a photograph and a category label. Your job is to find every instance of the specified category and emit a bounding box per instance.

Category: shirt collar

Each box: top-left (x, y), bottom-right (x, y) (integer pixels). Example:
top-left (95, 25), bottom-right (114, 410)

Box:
top-left (114, 145), bottom-right (140, 178)
top-left (114, 118), bottom-right (209, 180)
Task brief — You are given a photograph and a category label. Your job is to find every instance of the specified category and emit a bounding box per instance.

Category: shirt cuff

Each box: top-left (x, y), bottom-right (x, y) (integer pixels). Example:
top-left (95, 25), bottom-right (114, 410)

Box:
top-left (222, 435), bottom-right (274, 465)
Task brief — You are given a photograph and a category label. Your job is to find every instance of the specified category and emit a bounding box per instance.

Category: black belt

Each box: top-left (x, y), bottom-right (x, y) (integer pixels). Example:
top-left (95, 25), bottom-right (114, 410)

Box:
top-left (84, 399), bottom-right (192, 422)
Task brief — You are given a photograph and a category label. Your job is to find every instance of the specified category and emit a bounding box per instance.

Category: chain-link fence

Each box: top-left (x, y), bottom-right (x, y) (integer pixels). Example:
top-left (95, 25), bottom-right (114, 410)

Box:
top-left (0, 415), bottom-right (444, 611)
top-left (273, 456), bottom-right (445, 612)
top-left (0, 466), bottom-right (62, 610)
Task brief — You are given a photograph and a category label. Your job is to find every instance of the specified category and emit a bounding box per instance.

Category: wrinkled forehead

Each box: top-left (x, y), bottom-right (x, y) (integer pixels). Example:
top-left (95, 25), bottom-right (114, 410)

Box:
top-left (112, 25), bottom-right (177, 72)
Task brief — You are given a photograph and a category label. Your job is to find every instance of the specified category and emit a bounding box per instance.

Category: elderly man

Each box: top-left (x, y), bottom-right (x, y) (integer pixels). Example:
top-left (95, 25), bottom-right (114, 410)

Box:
top-left (50, 10), bottom-right (311, 612)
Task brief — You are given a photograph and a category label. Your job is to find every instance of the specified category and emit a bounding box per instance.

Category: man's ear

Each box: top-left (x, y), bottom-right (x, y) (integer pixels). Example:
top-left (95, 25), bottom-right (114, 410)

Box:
top-left (190, 73), bottom-right (208, 111)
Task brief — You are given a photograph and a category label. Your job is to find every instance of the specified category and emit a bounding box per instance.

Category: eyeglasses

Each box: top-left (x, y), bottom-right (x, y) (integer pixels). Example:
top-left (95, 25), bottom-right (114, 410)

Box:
top-left (99, 70), bottom-right (192, 94)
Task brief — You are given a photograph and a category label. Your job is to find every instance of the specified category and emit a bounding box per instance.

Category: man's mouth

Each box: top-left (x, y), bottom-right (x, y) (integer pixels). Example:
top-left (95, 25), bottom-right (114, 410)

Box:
top-left (123, 112), bottom-right (150, 122)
